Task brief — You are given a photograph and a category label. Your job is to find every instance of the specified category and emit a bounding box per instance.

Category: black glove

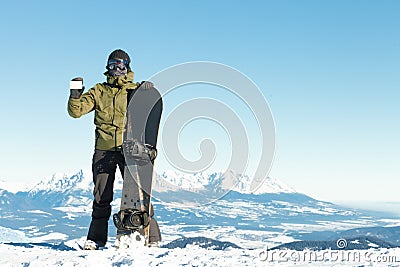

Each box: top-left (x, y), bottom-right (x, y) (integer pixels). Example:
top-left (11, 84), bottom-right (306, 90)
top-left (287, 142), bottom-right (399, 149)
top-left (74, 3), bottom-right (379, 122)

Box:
top-left (145, 144), bottom-right (157, 162)
top-left (70, 77), bottom-right (85, 99)
top-left (136, 81), bottom-right (154, 90)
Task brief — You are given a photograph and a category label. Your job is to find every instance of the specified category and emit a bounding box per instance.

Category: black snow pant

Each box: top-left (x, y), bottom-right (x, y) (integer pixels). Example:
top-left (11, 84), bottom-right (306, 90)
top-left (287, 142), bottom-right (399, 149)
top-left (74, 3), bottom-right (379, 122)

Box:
top-left (87, 149), bottom-right (125, 245)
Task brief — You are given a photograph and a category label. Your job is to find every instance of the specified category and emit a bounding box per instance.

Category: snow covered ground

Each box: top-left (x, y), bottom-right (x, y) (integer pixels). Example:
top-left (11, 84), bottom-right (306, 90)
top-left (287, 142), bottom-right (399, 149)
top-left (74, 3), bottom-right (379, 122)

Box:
top-left (0, 231), bottom-right (399, 267)
top-left (1, 170), bottom-right (399, 266)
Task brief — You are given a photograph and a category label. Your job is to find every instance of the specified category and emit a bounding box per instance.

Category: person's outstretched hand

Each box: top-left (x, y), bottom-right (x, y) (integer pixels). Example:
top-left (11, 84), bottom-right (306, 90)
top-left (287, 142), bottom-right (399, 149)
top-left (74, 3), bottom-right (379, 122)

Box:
top-left (70, 77), bottom-right (85, 99)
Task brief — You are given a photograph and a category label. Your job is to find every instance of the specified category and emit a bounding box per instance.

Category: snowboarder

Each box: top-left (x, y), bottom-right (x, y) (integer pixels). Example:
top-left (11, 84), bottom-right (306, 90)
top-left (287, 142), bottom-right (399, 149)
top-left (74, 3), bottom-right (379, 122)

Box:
top-left (67, 49), bottom-right (159, 250)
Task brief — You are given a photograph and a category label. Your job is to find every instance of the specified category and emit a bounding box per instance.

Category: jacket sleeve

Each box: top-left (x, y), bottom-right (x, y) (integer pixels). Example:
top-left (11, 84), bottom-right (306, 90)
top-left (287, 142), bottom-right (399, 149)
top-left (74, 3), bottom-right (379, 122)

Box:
top-left (67, 86), bottom-right (96, 118)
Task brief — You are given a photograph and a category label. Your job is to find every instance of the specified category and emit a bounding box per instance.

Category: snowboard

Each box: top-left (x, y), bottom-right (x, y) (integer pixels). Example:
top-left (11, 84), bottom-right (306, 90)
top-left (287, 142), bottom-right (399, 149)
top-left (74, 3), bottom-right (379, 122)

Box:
top-left (113, 84), bottom-right (163, 247)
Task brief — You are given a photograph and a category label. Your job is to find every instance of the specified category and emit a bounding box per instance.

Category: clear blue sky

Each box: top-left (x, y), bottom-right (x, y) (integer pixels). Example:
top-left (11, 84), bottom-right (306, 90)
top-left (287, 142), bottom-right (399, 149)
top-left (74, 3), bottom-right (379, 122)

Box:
top-left (0, 1), bottom-right (398, 203)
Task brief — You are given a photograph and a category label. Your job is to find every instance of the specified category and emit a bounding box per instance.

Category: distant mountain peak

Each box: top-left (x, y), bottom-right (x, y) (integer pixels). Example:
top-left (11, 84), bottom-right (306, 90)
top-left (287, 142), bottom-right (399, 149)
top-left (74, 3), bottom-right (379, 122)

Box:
top-left (252, 176), bottom-right (296, 194)
top-left (0, 180), bottom-right (35, 193)
top-left (28, 170), bottom-right (92, 196)
top-left (153, 169), bottom-right (296, 194)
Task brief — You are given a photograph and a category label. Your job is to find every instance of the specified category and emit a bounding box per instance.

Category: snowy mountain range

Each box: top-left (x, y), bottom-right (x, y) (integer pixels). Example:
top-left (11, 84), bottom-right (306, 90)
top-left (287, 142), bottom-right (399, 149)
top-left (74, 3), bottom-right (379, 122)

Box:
top-left (154, 169), bottom-right (296, 194)
top-left (8, 168), bottom-right (295, 197)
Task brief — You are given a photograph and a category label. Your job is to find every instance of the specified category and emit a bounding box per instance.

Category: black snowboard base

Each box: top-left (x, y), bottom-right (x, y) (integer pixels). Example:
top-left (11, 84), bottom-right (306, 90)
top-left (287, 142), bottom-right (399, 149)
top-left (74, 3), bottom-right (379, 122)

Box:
top-left (114, 85), bottom-right (163, 247)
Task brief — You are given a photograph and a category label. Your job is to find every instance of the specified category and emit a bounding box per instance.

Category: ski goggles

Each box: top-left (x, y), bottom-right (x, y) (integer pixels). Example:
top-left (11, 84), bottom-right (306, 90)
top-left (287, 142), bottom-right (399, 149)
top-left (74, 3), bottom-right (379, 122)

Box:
top-left (107, 58), bottom-right (129, 69)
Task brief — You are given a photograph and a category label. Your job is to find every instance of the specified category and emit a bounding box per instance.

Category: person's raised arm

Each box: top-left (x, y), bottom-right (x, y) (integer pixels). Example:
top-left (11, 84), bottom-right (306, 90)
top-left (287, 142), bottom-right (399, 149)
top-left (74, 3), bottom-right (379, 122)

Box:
top-left (67, 77), bottom-right (95, 118)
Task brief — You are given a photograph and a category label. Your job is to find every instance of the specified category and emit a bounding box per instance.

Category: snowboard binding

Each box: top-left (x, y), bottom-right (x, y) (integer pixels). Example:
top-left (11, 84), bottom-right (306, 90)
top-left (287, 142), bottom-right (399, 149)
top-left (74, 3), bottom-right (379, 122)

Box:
top-left (123, 139), bottom-right (157, 166)
top-left (113, 208), bottom-right (150, 231)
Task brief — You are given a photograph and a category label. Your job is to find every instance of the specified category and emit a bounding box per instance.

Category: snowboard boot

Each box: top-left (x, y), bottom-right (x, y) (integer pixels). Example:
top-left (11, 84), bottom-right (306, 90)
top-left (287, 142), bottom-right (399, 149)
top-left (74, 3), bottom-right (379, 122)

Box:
top-left (83, 240), bottom-right (105, 250)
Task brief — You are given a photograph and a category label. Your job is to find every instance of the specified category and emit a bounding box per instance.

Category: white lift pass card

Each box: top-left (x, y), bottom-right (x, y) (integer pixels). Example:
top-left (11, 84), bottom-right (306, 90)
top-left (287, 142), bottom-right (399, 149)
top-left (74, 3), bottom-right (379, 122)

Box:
top-left (70, 80), bottom-right (83, 89)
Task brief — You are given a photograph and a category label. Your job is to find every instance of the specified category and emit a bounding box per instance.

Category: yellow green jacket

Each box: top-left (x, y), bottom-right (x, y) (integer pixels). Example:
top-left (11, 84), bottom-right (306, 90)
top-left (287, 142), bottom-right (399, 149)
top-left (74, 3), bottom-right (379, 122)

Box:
top-left (68, 71), bottom-right (137, 150)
